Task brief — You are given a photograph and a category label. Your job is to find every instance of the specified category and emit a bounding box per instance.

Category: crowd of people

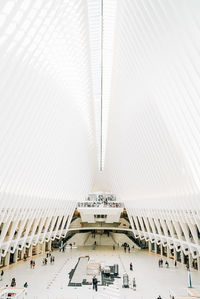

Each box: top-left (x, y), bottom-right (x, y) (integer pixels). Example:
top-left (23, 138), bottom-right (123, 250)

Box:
top-left (158, 258), bottom-right (178, 269)
top-left (43, 252), bottom-right (55, 265)
top-left (78, 201), bottom-right (122, 208)
top-left (122, 242), bottom-right (131, 253)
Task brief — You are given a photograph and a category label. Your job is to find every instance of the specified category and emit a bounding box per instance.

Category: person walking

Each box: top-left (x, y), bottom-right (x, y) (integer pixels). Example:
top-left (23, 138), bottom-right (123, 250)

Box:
top-left (128, 246), bottom-right (130, 253)
top-left (130, 262), bottom-right (133, 271)
top-left (133, 277), bottom-right (136, 290)
top-left (160, 258), bottom-right (163, 267)
top-left (0, 270), bottom-right (4, 281)
top-left (158, 259), bottom-right (161, 268)
top-left (24, 282), bottom-right (28, 295)
top-left (11, 278), bottom-right (16, 287)
top-left (174, 260), bottom-right (177, 267)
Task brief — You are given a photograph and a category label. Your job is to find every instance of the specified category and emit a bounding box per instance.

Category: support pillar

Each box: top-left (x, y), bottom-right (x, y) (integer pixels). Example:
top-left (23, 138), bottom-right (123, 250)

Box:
top-left (181, 250), bottom-right (184, 264)
top-left (161, 245), bottom-right (163, 256)
top-left (35, 244), bottom-right (39, 255)
top-left (28, 245), bottom-right (33, 258)
top-left (13, 249), bottom-right (18, 263)
top-left (148, 241), bottom-right (152, 252)
top-left (41, 242), bottom-right (45, 255)
top-left (47, 240), bottom-right (51, 251)
top-left (4, 252), bottom-right (9, 267)
top-left (21, 247), bottom-right (25, 260)
top-left (197, 256), bottom-right (200, 271)
top-left (167, 246), bottom-right (170, 259)
top-left (189, 253), bottom-right (193, 269)
top-left (174, 249), bottom-right (177, 261)
top-left (155, 243), bottom-right (157, 254)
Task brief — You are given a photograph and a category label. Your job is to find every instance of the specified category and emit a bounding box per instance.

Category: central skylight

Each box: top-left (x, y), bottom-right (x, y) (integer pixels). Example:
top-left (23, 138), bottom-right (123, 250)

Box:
top-left (87, 0), bottom-right (117, 171)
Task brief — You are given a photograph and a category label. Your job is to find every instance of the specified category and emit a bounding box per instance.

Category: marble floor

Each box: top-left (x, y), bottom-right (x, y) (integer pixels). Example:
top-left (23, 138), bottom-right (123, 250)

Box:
top-left (0, 246), bottom-right (200, 299)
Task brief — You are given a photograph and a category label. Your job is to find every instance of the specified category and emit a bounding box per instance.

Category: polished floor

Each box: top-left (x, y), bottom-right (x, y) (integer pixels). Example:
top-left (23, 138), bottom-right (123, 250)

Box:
top-left (1, 246), bottom-right (200, 299)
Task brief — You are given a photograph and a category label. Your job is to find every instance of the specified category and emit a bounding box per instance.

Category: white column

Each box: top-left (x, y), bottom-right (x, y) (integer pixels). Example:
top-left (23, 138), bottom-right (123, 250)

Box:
top-left (28, 245), bottom-right (33, 258)
top-left (21, 247), bottom-right (25, 260)
top-left (189, 253), bottom-right (192, 269)
top-left (197, 257), bottom-right (200, 271)
top-left (167, 246), bottom-right (170, 259)
top-left (35, 244), bottom-right (39, 255)
top-left (148, 241), bottom-right (151, 252)
top-left (41, 242), bottom-right (45, 254)
top-left (174, 249), bottom-right (177, 261)
top-left (4, 252), bottom-right (9, 267)
top-left (161, 245), bottom-right (163, 256)
top-left (13, 250), bottom-right (18, 263)
top-left (181, 250), bottom-right (184, 264)
top-left (47, 240), bottom-right (52, 251)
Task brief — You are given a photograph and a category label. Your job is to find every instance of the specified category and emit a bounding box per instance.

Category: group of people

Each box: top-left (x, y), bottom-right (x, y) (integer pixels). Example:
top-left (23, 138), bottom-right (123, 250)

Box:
top-left (122, 242), bottom-right (131, 253)
top-left (43, 252), bottom-right (55, 265)
top-left (79, 201), bottom-right (121, 208)
top-left (156, 296), bottom-right (175, 299)
top-left (158, 258), bottom-right (177, 268)
top-left (158, 258), bottom-right (169, 268)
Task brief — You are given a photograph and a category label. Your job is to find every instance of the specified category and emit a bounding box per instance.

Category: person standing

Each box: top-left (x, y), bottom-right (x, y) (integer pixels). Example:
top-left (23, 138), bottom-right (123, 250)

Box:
top-left (92, 276), bottom-right (95, 290)
top-left (174, 260), bottom-right (177, 267)
top-left (93, 276), bottom-right (98, 291)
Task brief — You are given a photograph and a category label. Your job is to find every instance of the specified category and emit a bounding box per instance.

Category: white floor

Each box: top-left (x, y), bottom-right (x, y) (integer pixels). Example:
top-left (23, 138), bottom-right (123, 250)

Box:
top-left (0, 246), bottom-right (200, 299)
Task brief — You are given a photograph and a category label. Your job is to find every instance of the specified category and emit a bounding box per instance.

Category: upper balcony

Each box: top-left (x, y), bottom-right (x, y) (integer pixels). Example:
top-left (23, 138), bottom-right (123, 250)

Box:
top-left (77, 192), bottom-right (124, 223)
top-left (77, 192), bottom-right (124, 209)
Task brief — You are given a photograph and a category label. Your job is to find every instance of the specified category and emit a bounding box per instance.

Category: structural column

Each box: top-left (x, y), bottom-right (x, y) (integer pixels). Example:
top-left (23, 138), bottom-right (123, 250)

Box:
top-left (35, 244), bottom-right (39, 255)
top-left (149, 241), bottom-right (152, 252)
top-left (181, 250), bottom-right (184, 265)
top-left (47, 240), bottom-right (51, 251)
top-left (174, 249), bottom-right (177, 261)
top-left (4, 252), bottom-right (9, 267)
top-left (167, 246), bottom-right (170, 259)
top-left (160, 245), bottom-right (163, 256)
top-left (197, 257), bottom-right (200, 271)
top-left (13, 249), bottom-right (18, 263)
top-left (188, 253), bottom-right (192, 269)
top-left (28, 245), bottom-right (33, 258)
top-left (21, 247), bottom-right (25, 259)
top-left (41, 242), bottom-right (45, 255)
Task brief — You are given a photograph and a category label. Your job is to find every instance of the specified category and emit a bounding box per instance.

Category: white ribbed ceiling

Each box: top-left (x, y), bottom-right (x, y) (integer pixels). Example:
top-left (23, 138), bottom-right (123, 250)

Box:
top-left (0, 0), bottom-right (200, 206)
top-left (103, 0), bottom-right (200, 203)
